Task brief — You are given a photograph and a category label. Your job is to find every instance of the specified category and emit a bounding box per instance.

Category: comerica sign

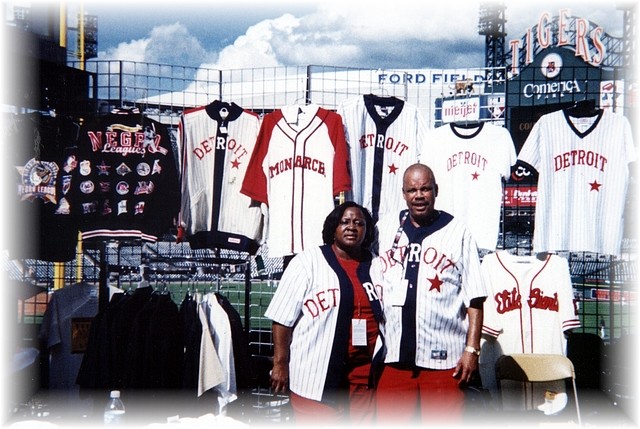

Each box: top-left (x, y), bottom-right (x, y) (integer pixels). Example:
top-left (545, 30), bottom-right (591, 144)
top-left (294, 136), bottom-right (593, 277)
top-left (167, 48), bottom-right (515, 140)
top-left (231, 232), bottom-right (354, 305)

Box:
top-left (509, 8), bottom-right (608, 75)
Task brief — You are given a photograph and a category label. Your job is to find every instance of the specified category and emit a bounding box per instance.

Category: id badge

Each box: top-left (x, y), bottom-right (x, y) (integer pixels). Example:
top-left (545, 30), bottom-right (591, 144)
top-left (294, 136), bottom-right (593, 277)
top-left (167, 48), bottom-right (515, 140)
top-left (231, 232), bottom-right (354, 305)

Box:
top-left (388, 279), bottom-right (409, 306)
top-left (352, 319), bottom-right (367, 346)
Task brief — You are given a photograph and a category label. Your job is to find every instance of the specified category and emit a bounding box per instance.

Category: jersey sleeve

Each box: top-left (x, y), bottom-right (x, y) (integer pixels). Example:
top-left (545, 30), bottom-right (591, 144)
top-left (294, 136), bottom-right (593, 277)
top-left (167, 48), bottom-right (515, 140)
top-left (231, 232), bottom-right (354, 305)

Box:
top-left (328, 110), bottom-right (352, 195)
top-left (461, 226), bottom-right (488, 307)
top-left (479, 253), bottom-right (502, 338)
top-left (240, 111), bottom-right (282, 205)
top-left (264, 251), bottom-right (311, 327)
top-left (516, 116), bottom-right (545, 171)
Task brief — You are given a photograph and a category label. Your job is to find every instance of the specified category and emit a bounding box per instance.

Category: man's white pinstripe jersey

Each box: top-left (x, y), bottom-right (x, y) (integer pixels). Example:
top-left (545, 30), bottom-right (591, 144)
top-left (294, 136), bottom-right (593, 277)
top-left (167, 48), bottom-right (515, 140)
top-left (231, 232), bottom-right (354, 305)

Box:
top-left (240, 104), bottom-right (351, 257)
top-left (518, 109), bottom-right (636, 256)
top-left (264, 245), bottom-right (384, 402)
top-left (178, 101), bottom-right (263, 253)
top-left (480, 251), bottom-right (580, 354)
top-left (420, 122), bottom-right (516, 251)
top-left (375, 209), bottom-right (487, 369)
top-left (337, 95), bottom-right (426, 222)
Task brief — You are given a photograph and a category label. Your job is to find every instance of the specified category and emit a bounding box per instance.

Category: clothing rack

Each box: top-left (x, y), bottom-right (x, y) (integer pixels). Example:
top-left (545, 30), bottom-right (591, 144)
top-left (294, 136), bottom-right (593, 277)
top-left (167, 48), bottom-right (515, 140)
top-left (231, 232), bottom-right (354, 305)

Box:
top-left (91, 239), bottom-right (254, 336)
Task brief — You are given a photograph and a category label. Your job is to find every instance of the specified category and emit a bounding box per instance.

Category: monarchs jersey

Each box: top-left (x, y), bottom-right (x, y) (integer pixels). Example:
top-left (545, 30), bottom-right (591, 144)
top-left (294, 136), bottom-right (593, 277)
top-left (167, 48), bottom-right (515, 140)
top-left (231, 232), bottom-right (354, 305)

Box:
top-left (265, 245), bottom-right (384, 402)
top-left (72, 110), bottom-right (180, 242)
top-left (420, 122), bottom-right (516, 251)
top-left (375, 210), bottom-right (487, 370)
top-left (178, 101), bottom-right (263, 253)
top-left (240, 104), bottom-right (351, 257)
top-left (481, 251), bottom-right (580, 354)
top-left (337, 94), bottom-right (426, 222)
top-left (518, 109), bottom-right (635, 256)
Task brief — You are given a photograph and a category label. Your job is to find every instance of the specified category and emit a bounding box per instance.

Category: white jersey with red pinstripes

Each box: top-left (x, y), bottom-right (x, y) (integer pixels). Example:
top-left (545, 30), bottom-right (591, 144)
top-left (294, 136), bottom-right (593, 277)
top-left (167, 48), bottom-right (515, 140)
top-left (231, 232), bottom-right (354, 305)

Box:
top-left (518, 109), bottom-right (636, 256)
top-left (375, 210), bottom-right (487, 370)
top-left (481, 251), bottom-right (580, 354)
top-left (420, 122), bottom-right (516, 251)
top-left (240, 104), bottom-right (351, 257)
top-left (178, 101), bottom-right (263, 252)
top-left (337, 95), bottom-right (426, 222)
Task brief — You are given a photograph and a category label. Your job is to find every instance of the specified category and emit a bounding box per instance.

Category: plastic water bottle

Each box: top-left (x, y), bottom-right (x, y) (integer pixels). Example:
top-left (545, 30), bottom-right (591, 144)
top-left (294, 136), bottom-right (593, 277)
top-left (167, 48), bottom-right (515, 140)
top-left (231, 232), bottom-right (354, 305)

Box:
top-left (103, 390), bottom-right (125, 425)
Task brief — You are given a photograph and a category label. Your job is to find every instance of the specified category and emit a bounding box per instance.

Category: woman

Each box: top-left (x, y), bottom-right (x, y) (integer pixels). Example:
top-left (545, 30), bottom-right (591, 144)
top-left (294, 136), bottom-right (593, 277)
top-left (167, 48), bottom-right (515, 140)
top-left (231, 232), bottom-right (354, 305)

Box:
top-left (265, 202), bottom-right (384, 424)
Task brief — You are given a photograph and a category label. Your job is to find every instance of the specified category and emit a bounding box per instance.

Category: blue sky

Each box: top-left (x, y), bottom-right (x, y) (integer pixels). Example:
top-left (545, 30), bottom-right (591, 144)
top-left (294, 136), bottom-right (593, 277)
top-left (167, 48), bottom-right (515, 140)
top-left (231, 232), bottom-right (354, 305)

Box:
top-left (74, 0), bottom-right (627, 71)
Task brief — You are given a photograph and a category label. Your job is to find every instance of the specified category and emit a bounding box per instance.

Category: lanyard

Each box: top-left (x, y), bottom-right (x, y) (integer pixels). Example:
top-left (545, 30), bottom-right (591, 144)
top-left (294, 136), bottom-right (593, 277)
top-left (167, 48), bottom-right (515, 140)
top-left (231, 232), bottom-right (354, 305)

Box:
top-left (389, 211), bottom-right (409, 265)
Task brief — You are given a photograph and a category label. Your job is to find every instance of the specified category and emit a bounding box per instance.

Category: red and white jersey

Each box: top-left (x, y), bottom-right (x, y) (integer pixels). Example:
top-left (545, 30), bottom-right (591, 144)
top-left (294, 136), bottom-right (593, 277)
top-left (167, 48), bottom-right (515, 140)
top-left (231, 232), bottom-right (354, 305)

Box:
top-left (265, 246), bottom-right (384, 401)
top-left (178, 101), bottom-right (263, 253)
top-left (420, 122), bottom-right (516, 251)
top-left (375, 210), bottom-right (487, 370)
top-left (481, 251), bottom-right (580, 354)
top-left (337, 95), bottom-right (426, 222)
top-left (240, 104), bottom-right (351, 257)
top-left (518, 109), bottom-right (636, 256)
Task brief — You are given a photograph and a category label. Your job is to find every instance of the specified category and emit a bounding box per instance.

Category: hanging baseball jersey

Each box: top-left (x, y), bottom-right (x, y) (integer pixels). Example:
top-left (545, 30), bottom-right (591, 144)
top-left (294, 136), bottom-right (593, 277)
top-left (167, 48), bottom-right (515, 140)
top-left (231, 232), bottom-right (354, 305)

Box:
top-left (420, 122), bottom-right (517, 251)
top-left (375, 209), bottom-right (487, 370)
top-left (518, 109), bottom-right (635, 256)
top-left (337, 94), bottom-right (426, 222)
top-left (480, 251), bottom-right (580, 414)
top-left (72, 109), bottom-right (180, 242)
top-left (178, 101), bottom-right (263, 254)
top-left (240, 104), bottom-right (351, 257)
top-left (481, 251), bottom-right (580, 354)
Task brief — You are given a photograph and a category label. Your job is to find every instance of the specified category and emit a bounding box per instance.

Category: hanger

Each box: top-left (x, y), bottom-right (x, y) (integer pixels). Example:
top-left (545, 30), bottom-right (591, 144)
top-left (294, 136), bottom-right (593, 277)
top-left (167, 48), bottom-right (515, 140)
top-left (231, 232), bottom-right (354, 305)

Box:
top-left (452, 120), bottom-right (481, 129)
top-left (566, 98), bottom-right (599, 118)
top-left (136, 264), bottom-right (150, 289)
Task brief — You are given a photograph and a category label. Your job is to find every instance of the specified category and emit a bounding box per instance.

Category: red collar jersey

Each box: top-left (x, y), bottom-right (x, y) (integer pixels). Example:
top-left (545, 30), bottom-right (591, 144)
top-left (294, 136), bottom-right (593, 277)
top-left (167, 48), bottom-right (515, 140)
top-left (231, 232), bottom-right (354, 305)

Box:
top-left (241, 104), bottom-right (351, 257)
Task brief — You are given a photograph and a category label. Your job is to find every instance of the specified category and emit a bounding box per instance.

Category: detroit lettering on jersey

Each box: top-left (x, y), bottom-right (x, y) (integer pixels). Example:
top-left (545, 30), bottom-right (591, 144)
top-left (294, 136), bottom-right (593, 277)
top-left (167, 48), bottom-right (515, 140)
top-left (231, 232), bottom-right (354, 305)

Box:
top-left (447, 150), bottom-right (489, 171)
top-left (553, 149), bottom-right (608, 172)
top-left (86, 123), bottom-right (169, 156)
top-left (494, 287), bottom-right (559, 314)
top-left (359, 133), bottom-right (410, 156)
top-left (269, 155), bottom-right (326, 178)
top-left (378, 243), bottom-right (457, 278)
top-left (303, 281), bottom-right (381, 318)
top-left (191, 135), bottom-right (250, 164)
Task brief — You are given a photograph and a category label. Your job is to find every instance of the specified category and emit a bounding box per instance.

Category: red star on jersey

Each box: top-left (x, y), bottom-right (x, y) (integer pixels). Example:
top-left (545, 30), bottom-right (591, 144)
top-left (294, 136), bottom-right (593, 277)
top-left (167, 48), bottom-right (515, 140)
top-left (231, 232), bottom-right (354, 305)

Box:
top-left (589, 180), bottom-right (602, 191)
top-left (231, 158), bottom-right (241, 169)
top-left (388, 163), bottom-right (398, 174)
top-left (428, 275), bottom-right (443, 292)
top-left (471, 171), bottom-right (480, 180)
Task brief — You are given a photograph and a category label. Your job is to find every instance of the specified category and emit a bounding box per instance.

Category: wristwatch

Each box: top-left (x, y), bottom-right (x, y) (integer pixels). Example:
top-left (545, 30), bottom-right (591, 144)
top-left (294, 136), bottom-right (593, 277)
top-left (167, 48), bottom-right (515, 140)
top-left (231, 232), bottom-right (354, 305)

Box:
top-left (464, 345), bottom-right (481, 356)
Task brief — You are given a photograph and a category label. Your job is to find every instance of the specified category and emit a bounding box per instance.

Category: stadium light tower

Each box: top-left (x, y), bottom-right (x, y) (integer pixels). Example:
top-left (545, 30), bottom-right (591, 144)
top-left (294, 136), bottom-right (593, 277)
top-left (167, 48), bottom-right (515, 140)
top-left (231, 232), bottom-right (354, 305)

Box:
top-left (478, 2), bottom-right (507, 83)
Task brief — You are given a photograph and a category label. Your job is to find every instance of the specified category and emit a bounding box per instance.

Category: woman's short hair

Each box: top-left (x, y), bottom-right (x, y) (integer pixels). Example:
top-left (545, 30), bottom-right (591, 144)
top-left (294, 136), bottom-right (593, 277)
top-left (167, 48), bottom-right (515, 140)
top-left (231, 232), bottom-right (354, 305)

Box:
top-left (322, 201), bottom-right (375, 249)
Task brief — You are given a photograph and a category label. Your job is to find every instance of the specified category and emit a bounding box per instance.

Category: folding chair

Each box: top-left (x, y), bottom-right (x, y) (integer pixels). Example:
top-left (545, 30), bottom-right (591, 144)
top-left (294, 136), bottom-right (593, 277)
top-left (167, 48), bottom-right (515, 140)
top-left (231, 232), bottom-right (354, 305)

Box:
top-left (495, 354), bottom-right (582, 425)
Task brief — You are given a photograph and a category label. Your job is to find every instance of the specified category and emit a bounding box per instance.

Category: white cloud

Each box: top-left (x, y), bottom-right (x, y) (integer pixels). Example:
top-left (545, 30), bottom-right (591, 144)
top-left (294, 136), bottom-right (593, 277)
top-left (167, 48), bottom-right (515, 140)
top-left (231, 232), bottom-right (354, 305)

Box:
top-left (96, 0), bottom-right (626, 70)
top-left (205, 13), bottom-right (301, 70)
top-left (145, 22), bottom-right (210, 66)
top-left (98, 22), bottom-right (214, 67)
top-left (98, 38), bottom-right (149, 62)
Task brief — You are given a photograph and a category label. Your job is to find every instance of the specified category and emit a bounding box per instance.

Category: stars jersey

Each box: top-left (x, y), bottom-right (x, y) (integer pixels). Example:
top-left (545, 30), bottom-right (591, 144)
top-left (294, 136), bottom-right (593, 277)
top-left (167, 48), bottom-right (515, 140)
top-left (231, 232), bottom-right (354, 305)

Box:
top-left (375, 209), bottom-right (487, 369)
top-left (420, 122), bottom-right (516, 251)
top-left (518, 109), bottom-right (635, 256)
top-left (481, 251), bottom-right (580, 355)
top-left (338, 94), bottom-right (426, 222)
top-left (178, 101), bottom-right (263, 253)
top-left (72, 110), bottom-right (180, 242)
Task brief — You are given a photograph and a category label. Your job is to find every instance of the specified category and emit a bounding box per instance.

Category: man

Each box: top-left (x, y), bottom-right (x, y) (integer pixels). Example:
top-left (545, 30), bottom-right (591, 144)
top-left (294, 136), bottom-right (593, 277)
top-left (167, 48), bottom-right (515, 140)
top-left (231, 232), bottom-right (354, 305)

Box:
top-left (375, 163), bottom-right (487, 424)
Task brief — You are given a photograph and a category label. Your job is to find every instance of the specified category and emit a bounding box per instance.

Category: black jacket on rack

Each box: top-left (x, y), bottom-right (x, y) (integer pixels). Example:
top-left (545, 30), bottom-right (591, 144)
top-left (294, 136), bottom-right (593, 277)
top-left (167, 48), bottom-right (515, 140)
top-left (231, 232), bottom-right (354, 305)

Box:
top-left (70, 109), bottom-right (180, 242)
top-left (8, 112), bottom-right (80, 261)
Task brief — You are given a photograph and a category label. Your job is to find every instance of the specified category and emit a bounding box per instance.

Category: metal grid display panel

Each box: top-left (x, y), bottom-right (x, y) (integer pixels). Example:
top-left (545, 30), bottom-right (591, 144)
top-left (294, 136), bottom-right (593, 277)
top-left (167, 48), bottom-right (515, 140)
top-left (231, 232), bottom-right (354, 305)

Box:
top-left (5, 60), bottom-right (637, 422)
